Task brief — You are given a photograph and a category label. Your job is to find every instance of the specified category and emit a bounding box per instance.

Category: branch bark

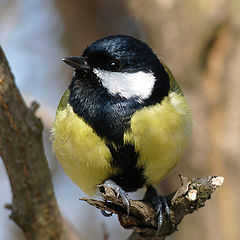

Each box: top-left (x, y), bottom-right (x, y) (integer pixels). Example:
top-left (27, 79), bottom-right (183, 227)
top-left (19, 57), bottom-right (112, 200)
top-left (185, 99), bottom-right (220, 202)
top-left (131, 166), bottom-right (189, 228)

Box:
top-left (81, 175), bottom-right (224, 239)
top-left (0, 46), bottom-right (66, 239)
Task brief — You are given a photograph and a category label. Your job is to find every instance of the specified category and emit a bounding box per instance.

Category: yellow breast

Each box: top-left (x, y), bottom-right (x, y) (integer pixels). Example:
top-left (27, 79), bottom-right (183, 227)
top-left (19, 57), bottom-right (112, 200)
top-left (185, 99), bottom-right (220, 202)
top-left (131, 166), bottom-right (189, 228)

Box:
top-left (124, 91), bottom-right (192, 186)
top-left (51, 104), bottom-right (113, 196)
top-left (52, 90), bottom-right (191, 195)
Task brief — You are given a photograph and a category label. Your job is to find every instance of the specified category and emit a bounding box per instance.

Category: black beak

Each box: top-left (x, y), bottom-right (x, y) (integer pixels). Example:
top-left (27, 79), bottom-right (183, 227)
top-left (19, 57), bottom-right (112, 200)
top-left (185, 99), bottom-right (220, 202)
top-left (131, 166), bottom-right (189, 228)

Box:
top-left (62, 56), bottom-right (90, 71)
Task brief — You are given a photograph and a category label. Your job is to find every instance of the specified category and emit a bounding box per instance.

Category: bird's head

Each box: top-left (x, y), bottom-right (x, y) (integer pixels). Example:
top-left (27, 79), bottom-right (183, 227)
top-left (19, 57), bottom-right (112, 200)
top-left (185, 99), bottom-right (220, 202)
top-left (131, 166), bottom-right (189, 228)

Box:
top-left (63, 35), bottom-right (170, 103)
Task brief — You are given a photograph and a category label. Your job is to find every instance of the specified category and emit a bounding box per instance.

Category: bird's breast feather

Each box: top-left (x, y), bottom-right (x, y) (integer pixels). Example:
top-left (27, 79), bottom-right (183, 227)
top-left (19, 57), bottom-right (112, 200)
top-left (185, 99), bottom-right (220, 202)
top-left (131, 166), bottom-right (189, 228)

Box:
top-left (124, 92), bottom-right (192, 185)
top-left (52, 103), bottom-right (113, 195)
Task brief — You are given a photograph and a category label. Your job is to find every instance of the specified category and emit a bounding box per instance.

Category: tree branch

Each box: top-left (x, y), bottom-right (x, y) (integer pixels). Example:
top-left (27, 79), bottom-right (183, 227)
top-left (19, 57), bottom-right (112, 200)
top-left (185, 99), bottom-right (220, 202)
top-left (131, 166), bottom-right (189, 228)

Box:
top-left (0, 46), bottom-right (67, 239)
top-left (80, 175), bottom-right (224, 239)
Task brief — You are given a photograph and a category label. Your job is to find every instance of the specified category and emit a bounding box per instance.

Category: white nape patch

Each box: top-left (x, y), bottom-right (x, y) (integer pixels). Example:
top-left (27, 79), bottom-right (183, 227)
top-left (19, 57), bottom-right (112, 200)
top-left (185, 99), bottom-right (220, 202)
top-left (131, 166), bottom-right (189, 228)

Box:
top-left (93, 68), bottom-right (156, 100)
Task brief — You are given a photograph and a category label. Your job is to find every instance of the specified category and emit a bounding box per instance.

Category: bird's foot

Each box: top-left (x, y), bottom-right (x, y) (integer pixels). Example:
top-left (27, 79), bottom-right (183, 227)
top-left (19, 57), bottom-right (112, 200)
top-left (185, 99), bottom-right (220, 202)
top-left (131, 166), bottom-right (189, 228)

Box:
top-left (102, 179), bottom-right (130, 216)
top-left (144, 186), bottom-right (170, 235)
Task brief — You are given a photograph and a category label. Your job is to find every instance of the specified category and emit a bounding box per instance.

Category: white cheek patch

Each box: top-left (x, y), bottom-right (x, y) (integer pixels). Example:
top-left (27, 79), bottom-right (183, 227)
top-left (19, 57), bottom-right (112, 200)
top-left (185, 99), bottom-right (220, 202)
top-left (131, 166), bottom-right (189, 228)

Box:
top-left (93, 68), bottom-right (156, 100)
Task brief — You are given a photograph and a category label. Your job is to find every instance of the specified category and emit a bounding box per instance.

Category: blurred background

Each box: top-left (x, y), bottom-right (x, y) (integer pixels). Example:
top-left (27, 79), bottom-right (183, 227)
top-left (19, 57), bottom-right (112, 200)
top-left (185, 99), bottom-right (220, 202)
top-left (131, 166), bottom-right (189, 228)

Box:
top-left (0, 0), bottom-right (240, 239)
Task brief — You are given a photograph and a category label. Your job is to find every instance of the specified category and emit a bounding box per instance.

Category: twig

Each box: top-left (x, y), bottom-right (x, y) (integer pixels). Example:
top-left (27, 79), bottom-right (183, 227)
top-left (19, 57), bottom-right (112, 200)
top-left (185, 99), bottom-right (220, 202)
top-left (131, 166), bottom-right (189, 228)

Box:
top-left (80, 175), bottom-right (224, 239)
top-left (30, 100), bottom-right (40, 114)
top-left (0, 46), bottom-right (67, 239)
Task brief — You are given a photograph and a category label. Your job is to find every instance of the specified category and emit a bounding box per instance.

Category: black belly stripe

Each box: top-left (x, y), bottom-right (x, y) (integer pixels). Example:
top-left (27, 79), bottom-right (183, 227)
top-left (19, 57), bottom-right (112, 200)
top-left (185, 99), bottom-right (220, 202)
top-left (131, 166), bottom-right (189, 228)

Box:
top-left (107, 143), bottom-right (146, 192)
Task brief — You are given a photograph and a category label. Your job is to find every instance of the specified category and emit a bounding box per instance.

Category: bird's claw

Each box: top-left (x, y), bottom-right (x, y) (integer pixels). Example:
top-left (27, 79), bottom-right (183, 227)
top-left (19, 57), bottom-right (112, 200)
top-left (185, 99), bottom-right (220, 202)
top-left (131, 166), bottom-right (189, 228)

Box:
top-left (103, 180), bottom-right (130, 216)
top-left (101, 210), bottom-right (113, 217)
top-left (144, 186), bottom-right (170, 235)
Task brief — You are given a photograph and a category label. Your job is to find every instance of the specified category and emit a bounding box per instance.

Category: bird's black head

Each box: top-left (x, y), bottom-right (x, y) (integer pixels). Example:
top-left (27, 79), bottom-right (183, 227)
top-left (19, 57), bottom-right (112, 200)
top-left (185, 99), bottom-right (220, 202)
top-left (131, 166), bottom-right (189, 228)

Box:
top-left (82, 35), bottom-right (160, 73)
top-left (63, 35), bottom-right (170, 104)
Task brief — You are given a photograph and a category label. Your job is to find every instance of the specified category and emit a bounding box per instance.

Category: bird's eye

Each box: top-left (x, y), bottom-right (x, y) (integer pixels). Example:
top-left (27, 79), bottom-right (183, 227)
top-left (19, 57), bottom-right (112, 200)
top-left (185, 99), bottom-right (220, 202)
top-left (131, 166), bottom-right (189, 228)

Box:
top-left (107, 61), bottom-right (120, 71)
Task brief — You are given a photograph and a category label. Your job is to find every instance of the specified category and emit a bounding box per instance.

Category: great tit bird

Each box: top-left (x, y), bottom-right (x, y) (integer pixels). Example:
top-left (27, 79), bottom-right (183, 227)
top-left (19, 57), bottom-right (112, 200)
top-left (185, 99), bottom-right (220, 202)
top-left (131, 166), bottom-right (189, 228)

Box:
top-left (52, 35), bottom-right (191, 228)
